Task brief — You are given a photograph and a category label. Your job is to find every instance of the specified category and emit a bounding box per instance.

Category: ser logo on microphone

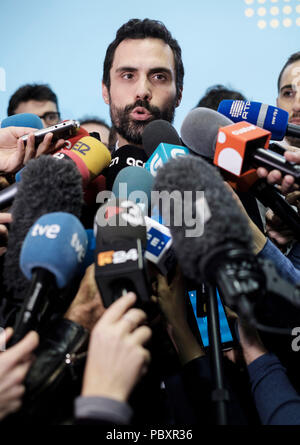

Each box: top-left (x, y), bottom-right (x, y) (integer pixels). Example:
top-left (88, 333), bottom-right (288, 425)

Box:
top-left (72, 140), bottom-right (90, 155)
top-left (97, 249), bottom-right (138, 266)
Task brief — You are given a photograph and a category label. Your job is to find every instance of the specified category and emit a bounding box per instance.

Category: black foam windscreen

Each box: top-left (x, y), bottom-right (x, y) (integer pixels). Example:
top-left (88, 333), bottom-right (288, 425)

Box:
top-left (180, 107), bottom-right (233, 159)
top-left (104, 144), bottom-right (148, 191)
top-left (153, 155), bottom-right (253, 283)
top-left (3, 155), bottom-right (83, 301)
top-left (142, 119), bottom-right (182, 157)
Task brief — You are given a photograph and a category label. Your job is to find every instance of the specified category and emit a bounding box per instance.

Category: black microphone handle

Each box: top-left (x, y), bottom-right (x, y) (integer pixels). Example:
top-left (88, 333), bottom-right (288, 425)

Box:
top-left (8, 268), bottom-right (56, 347)
top-left (250, 179), bottom-right (300, 241)
top-left (0, 182), bottom-right (18, 211)
top-left (252, 148), bottom-right (300, 183)
top-left (287, 123), bottom-right (300, 139)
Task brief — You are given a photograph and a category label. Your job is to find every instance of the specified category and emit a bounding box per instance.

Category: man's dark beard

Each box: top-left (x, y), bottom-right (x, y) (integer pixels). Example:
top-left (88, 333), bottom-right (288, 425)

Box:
top-left (109, 98), bottom-right (177, 145)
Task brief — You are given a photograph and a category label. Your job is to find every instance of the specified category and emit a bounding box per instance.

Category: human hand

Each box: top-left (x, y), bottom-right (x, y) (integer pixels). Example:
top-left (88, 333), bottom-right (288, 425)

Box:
top-left (0, 212), bottom-right (12, 256)
top-left (0, 328), bottom-right (39, 420)
top-left (265, 208), bottom-right (295, 250)
top-left (153, 270), bottom-right (205, 364)
top-left (256, 149), bottom-right (300, 195)
top-left (64, 265), bottom-right (106, 332)
top-left (237, 319), bottom-right (268, 366)
top-left (154, 268), bottom-right (186, 328)
top-left (0, 127), bottom-right (65, 173)
top-left (81, 292), bottom-right (151, 402)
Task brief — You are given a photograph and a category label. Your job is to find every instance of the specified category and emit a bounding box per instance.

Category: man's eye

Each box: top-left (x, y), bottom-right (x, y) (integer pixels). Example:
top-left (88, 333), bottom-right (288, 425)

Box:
top-left (282, 90), bottom-right (294, 98)
top-left (122, 73), bottom-right (134, 80)
top-left (153, 74), bottom-right (167, 81)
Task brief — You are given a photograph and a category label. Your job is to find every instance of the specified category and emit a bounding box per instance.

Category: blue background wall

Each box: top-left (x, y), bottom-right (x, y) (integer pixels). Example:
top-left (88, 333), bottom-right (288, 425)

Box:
top-left (0, 0), bottom-right (299, 132)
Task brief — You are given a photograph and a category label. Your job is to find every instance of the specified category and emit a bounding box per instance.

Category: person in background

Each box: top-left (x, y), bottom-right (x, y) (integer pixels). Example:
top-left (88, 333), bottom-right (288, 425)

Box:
top-left (79, 117), bottom-right (111, 147)
top-left (7, 84), bottom-right (61, 128)
top-left (195, 84), bottom-right (246, 110)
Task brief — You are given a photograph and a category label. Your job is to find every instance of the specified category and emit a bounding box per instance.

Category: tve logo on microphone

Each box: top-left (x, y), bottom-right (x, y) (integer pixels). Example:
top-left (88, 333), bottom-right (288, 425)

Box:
top-left (0, 67), bottom-right (6, 92)
top-left (31, 224), bottom-right (61, 239)
top-left (145, 143), bottom-right (189, 177)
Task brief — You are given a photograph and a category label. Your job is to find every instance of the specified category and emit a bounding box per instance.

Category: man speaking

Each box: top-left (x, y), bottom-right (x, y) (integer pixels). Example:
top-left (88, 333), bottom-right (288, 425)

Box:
top-left (101, 18), bottom-right (184, 150)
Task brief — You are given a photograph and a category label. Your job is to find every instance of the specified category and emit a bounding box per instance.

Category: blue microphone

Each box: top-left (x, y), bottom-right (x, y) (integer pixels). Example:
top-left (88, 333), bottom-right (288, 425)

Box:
top-left (218, 100), bottom-right (300, 141)
top-left (1, 113), bottom-right (43, 129)
top-left (9, 212), bottom-right (87, 345)
top-left (20, 212), bottom-right (87, 286)
top-left (112, 165), bottom-right (154, 216)
top-left (142, 120), bottom-right (189, 177)
top-left (78, 228), bottom-right (96, 277)
top-left (145, 143), bottom-right (189, 177)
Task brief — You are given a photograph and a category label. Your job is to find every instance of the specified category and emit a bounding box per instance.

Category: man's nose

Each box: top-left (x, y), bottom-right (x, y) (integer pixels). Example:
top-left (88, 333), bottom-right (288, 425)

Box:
top-left (135, 77), bottom-right (152, 102)
top-left (293, 88), bottom-right (300, 112)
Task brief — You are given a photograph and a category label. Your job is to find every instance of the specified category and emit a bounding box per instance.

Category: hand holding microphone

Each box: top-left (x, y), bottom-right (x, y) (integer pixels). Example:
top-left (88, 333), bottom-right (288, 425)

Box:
top-left (0, 327), bottom-right (39, 421)
top-left (0, 122), bottom-right (65, 174)
top-left (81, 292), bottom-right (151, 402)
top-left (257, 150), bottom-right (300, 194)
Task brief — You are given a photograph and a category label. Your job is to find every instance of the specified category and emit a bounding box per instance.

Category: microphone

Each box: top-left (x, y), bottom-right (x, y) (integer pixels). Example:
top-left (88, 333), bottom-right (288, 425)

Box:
top-left (142, 119), bottom-right (183, 157)
top-left (61, 126), bottom-right (89, 150)
top-left (153, 155), bottom-right (300, 331)
top-left (1, 113), bottom-right (43, 129)
top-left (8, 212), bottom-right (88, 346)
top-left (0, 136), bottom-right (112, 211)
top-left (181, 107), bottom-right (233, 159)
top-left (218, 100), bottom-right (300, 141)
top-left (110, 165), bottom-right (176, 275)
top-left (104, 144), bottom-right (148, 191)
top-left (180, 107), bottom-right (300, 239)
top-left (214, 121), bottom-right (300, 183)
top-left (143, 120), bottom-right (189, 177)
top-left (112, 165), bottom-right (154, 216)
top-left (3, 155), bottom-right (84, 302)
top-left (94, 198), bottom-right (152, 309)
top-left (53, 136), bottom-right (111, 187)
top-left (144, 215), bottom-right (176, 276)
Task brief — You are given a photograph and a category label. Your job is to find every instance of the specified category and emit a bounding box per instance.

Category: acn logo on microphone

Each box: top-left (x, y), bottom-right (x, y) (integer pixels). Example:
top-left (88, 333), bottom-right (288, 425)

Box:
top-left (98, 248), bottom-right (138, 266)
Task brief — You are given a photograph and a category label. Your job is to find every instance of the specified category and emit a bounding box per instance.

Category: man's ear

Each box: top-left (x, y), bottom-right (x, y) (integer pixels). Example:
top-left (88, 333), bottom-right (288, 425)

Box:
top-left (176, 88), bottom-right (183, 108)
top-left (102, 82), bottom-right (110, 105)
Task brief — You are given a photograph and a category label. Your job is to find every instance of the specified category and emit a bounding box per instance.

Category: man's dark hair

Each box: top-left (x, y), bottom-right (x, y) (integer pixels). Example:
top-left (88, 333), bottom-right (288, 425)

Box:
top-left (277, 51), bottom-right (300, 93)
top-left (7, 83), bottom-right (59, 116)
top-left (79, 116), bottom-right (110, 130)
top-left (103, 18), bottom-right (184, 100)
top-left (196, 84), bottom-right (246, 110)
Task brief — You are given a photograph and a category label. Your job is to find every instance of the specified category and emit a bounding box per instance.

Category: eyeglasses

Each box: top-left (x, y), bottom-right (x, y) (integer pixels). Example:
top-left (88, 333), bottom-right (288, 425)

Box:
top-left (38, 112), bottom-right (61, 126)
